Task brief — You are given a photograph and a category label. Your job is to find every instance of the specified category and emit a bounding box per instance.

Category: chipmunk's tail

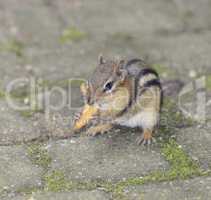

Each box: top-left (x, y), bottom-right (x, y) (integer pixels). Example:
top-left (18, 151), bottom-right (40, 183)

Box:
top-left (161, 80), bottom-right (184, 97)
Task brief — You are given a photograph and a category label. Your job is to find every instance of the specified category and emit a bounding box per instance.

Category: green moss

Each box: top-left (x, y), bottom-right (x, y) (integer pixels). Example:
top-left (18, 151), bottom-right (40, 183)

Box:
top-left (206, 75), bottom-right (211, 90)
top-left (0, 39), bottom-right (24, 57)
top-left (44, 170), bottom-right (72, 192)
top-left (20, 110), bottom-right (34, 118)
top-left (157, 98), bottom-right (194, 143)
top-left (60, 27), bottom-right (86, 43)
top-left (43, 170), bottom-right (114, 193)
top-left (9, 86), bottom-right (29, 100)
top-left (152, 64), bottom-right (175, 78)
top-left (112, 139), bottom-right (202, 198)
top-left (16, 186), bottom-right (41, 195)
top-left (16, 139), bottom-right (211, 197)
top-left (27, 144), bottom-right (52, 169)
top-left (0, 90), bottom-right (5, 98)
top-left (162, 98), bottom-right (193, 125)
top-left (161, 140), bottom-right (201, 179)
top-left (19, 107), bottom-right (44, 118)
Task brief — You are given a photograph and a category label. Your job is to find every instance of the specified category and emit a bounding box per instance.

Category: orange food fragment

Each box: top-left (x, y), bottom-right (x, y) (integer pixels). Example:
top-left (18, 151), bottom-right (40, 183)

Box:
top-left (73, 104), bottom-right (98, 131)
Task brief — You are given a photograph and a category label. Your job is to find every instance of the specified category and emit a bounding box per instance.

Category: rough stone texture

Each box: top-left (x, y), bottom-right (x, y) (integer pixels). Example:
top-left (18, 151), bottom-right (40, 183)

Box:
top-left (0, 0), bottom-right (211, 198)
top-left (0, 85), bottom-right (83, 144)
top-left (47, 131), bottom-right (168, 182)
top-left (177, 126), bottom-right (211, 170)
top-left (124, 177), bottom-right (211, 200)
top-left (0, 54), bottom-right (30, 88)
top-left (0, 145), bottom-right (43, 194)
top-left (2, 191), bottom-right (110, 200)
top-left (1, 0), bottom-right (211, 83)
top-left (0, 100), bottom-right (42, 145)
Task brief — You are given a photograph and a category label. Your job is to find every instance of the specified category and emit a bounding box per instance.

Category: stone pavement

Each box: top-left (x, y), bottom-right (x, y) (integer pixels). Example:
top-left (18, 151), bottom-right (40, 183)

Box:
top-left (0, 0), bottom-right (211, 199)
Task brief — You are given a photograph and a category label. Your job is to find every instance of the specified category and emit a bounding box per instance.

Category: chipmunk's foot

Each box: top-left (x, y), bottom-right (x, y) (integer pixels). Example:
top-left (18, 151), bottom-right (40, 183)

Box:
top-left (136, 129), bottom-right (153, 146)
top-left (86, 124), bottom-right (112, 136)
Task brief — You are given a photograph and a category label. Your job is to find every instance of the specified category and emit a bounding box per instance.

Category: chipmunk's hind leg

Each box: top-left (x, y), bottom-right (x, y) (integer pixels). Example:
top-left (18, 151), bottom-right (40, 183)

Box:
top-left (136, 128), bottom-right (154, 146)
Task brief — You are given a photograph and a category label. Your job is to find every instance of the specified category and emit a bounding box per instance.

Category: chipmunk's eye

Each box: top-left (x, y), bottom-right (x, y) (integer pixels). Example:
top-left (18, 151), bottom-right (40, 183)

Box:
top-left (104, 81), bottom-right (113, 92)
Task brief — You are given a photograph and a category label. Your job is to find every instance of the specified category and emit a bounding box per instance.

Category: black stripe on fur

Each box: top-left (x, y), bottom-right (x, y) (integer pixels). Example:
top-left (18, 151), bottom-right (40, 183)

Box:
top-left (126, 58), bottom-right (144, 67)
top-left (140, 78), bottom-right (163, 108)
top-left (143, 78), bottom-right (161, 89)
top-left (138, 68), bottom-right (159, 78)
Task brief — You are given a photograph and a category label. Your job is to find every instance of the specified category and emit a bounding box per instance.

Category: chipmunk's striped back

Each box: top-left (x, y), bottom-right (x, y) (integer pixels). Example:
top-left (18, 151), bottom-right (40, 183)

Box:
top-left (115, 59), bottom-right (162, 132)
top-left (127, 59), bottom-right (161, 101)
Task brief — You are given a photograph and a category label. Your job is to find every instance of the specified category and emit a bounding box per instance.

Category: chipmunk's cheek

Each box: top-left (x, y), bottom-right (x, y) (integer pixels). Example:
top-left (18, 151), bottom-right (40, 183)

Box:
top-left (96, 101), bottom-right (110, 111)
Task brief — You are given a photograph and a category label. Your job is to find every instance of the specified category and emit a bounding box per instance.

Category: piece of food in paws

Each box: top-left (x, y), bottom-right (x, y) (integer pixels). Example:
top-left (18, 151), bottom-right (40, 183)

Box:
top-left (73, 104), bottom-right (98, 131)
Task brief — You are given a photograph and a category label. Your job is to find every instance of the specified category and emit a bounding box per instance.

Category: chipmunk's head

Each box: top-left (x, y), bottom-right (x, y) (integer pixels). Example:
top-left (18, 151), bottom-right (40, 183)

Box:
top-left (80, 55), bottom-right (130, 116)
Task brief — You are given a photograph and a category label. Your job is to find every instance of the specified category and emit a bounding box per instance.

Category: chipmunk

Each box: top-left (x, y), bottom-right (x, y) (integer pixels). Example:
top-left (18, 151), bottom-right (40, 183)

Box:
top-left (73, 55), bottom-right (162, 145)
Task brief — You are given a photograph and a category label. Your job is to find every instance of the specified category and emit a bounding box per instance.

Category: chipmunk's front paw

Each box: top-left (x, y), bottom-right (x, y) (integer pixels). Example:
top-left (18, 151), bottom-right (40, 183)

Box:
top-left (136, 129), bottom-right (154, 146)
top-left (86, 124), bottom-right (112, 136)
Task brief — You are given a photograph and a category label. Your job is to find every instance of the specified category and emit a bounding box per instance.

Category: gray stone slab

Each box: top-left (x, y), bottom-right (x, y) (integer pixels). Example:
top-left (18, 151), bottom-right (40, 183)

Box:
top-left (47, 131), bottom-right (168, 182)
top-left (0, 85), bottom-right (82, 145)
top-left (23, 45), bottom-right (99, 81)
top-left (0, 100), bottom-right (43, 145)
top-left (52, 0), bottom-right (211, 35)
top-left (0, 145), bottom-right (43, 194)
top-left (2, 190), bottom-right (110, 200)
top-left (177, 126), bottom-right (211, 170)
top-left (2, 0), bottom-right (210, 84)
top-left (124, 176), bottom-right (211, 200)
top-left (147, 32), bottom-right (211, 75)
top-left (0, 0), bottom-right (62, 48)
top-left (0, 54), bottom-right (30, 88)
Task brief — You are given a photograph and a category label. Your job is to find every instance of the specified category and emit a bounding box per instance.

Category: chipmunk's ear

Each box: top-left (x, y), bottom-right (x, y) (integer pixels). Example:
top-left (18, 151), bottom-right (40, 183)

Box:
top-left (114, 59), bottom-right (127, 81)
top-left (118, 59), bottom-right (126, 69)
top-left (98, 54), bottom-right (106, 65)
top-left (119, 68), bottom-right (128, 81)
top-left (113, 59), bottom-right (125, 72)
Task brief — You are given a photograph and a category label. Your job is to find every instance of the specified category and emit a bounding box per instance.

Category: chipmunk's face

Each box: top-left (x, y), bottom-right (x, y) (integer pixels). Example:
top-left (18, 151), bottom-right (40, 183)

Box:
top-left (80, 56), bottom-right (130, 117)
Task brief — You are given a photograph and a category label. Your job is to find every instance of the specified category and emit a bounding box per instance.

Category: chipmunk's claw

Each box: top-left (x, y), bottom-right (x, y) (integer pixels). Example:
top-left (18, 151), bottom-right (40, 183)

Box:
top-left (73, 113), bottom-right (80, 122)
top-left (136, 136), bottom-right (152, 146)
top-left (136, 130), bottom-right (153, 146)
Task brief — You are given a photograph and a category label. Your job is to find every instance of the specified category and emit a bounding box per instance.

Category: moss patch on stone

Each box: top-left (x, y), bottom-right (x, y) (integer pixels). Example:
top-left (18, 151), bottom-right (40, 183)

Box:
top-left (27, 143), bottom-right (52, 169)
top-left (60, 27), bottom-right (86, 44)
top-left (161, 140), bottom-right (201, 179)
top-left (44, 170), bottom-right (72, 192)
top-left (152, 64), bottom-right (175, 78)
top-left (206, 75), bottom-right (211, 90)
top-left (8, 85), bottom-right (29, 100)
top-left (19, 108), bottom-right (44, 118)
top-left (19, 138), bottom-right (209, 199)
top-left (16, 186), bottom-right (41, 195)
top-left (43, 170), bottom-right (114, 193)
top-left (112, 139), bottom-right (202, 199)
top-left (0, 89), bottom-right (5, 98)
top-left (157, 97), bottom-right (194, 143)
top-left (0, 39), bottom-right (24, 57)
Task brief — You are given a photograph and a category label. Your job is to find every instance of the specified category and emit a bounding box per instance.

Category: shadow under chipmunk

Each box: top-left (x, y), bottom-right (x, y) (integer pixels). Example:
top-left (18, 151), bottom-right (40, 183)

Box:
top-left (72, 56), bottom-right (186, 146)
